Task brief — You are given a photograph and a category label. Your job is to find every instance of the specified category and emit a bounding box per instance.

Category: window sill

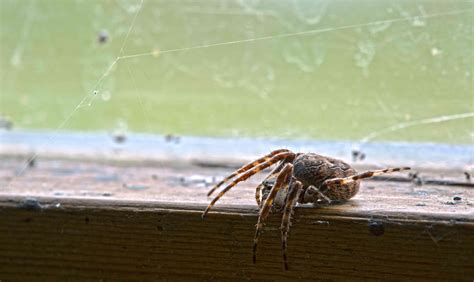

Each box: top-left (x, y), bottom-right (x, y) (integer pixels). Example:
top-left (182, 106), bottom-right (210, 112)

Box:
top-left (0, 132), bottom-right (473, 280)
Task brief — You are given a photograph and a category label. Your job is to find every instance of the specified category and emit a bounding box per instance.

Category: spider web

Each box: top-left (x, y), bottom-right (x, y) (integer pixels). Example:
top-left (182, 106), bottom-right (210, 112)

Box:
top-left (1, 0), bottom-right (473, 172)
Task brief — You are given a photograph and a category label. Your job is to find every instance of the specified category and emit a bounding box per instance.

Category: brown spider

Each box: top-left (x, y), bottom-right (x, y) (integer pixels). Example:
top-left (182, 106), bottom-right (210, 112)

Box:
top-left (202, 149), bottom-right (410, 270)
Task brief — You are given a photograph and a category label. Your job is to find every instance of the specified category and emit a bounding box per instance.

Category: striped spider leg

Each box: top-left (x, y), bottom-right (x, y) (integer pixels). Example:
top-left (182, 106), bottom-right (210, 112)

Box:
top-left (202, 150), bottom-right (296, 218)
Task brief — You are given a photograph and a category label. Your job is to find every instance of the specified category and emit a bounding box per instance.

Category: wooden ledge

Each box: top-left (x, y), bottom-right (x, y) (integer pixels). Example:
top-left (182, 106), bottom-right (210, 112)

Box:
top-left (1, 156), bottom-right (473, 280)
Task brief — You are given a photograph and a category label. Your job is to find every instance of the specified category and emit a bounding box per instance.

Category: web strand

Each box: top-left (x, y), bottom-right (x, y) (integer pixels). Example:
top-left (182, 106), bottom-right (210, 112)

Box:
top-left (117, 8), bottom-right (473, 61)
top-left (119, 0), bottom-right (144, 56)
top-left (359, 112), bottom-right (474, 143)
top-left (8, 0), bottom-right (144, 182)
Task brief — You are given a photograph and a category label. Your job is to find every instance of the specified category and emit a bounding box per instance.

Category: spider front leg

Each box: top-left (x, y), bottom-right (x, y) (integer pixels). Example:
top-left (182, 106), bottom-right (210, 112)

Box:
top-left (255, 160), bottom-right (289, 207)
top-left (253, 163), bottom-right (293, 264)
top-left (206, 149), bottom-right (290, 197)
top-left (281, 179), bottom-right (303, 271)
top-left (202, 151), bottom-right (295, 218)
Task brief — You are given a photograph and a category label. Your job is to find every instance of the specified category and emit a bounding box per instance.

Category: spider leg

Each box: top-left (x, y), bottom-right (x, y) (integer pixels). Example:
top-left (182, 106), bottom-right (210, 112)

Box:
top-left (255, 158), bottom-right (292, 207)
top-left (202, 152), bottom-right (295, 218)
top-left (207, 149), bottom-right (290, 197)
top-left (253, 163), bottom-right (293, 264)
top-left (281, 180), bottom-right (303, 271)
top-left (323, 167), bottom-right (411, 186)
top-left (306, 185), bottom-right (332, 204)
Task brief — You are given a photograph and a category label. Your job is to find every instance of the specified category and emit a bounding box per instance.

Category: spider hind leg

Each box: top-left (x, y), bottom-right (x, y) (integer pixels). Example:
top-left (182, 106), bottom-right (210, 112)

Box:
top-left (324, 167), bottom-right (411, 186)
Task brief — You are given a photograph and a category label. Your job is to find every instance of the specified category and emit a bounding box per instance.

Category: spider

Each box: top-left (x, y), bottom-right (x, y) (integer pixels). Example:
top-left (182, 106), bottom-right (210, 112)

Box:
top-left (202, 149), bottom-right (410, 270)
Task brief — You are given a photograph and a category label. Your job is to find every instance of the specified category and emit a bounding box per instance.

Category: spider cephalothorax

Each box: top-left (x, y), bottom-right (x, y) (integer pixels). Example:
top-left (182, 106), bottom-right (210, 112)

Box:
top-left (202, 149), bottom-right (410, 270)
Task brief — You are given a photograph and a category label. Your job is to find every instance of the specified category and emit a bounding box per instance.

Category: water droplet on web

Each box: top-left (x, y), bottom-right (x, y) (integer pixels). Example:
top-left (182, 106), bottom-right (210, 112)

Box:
top-left (431, 47), bottom-right (442, 57)
top-left (152, 48), bottom-right (160, 58)
top-left (412, 17), bottom-right (426, 27)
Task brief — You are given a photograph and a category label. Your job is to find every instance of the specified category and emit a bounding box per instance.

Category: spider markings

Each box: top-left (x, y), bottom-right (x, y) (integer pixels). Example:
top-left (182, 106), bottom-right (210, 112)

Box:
top-left (202, 150), bottom-right (295, 217)
top-left (206, 148), bottom-right (290, 197)
top-left (202, 149), bottom-right (410, 270)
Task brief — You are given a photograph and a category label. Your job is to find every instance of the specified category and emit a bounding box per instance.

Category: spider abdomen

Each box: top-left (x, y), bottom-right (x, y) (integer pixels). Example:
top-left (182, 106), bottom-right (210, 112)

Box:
top-left (293, 153), bottom-right (360, 202)
top-left (293, 153), bottom-right (354, 185)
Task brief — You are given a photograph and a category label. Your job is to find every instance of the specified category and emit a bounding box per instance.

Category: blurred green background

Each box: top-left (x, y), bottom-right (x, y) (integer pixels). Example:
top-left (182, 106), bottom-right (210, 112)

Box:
top-left (1, 0), bottom-right (473, 144)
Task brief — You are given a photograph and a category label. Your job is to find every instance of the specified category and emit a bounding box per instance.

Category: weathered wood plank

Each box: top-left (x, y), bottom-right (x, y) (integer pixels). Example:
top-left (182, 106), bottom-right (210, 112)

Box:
top-left (0, 156), bottom-right (473, 280)
top-left (1, 197), bottom-right (473, 280)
